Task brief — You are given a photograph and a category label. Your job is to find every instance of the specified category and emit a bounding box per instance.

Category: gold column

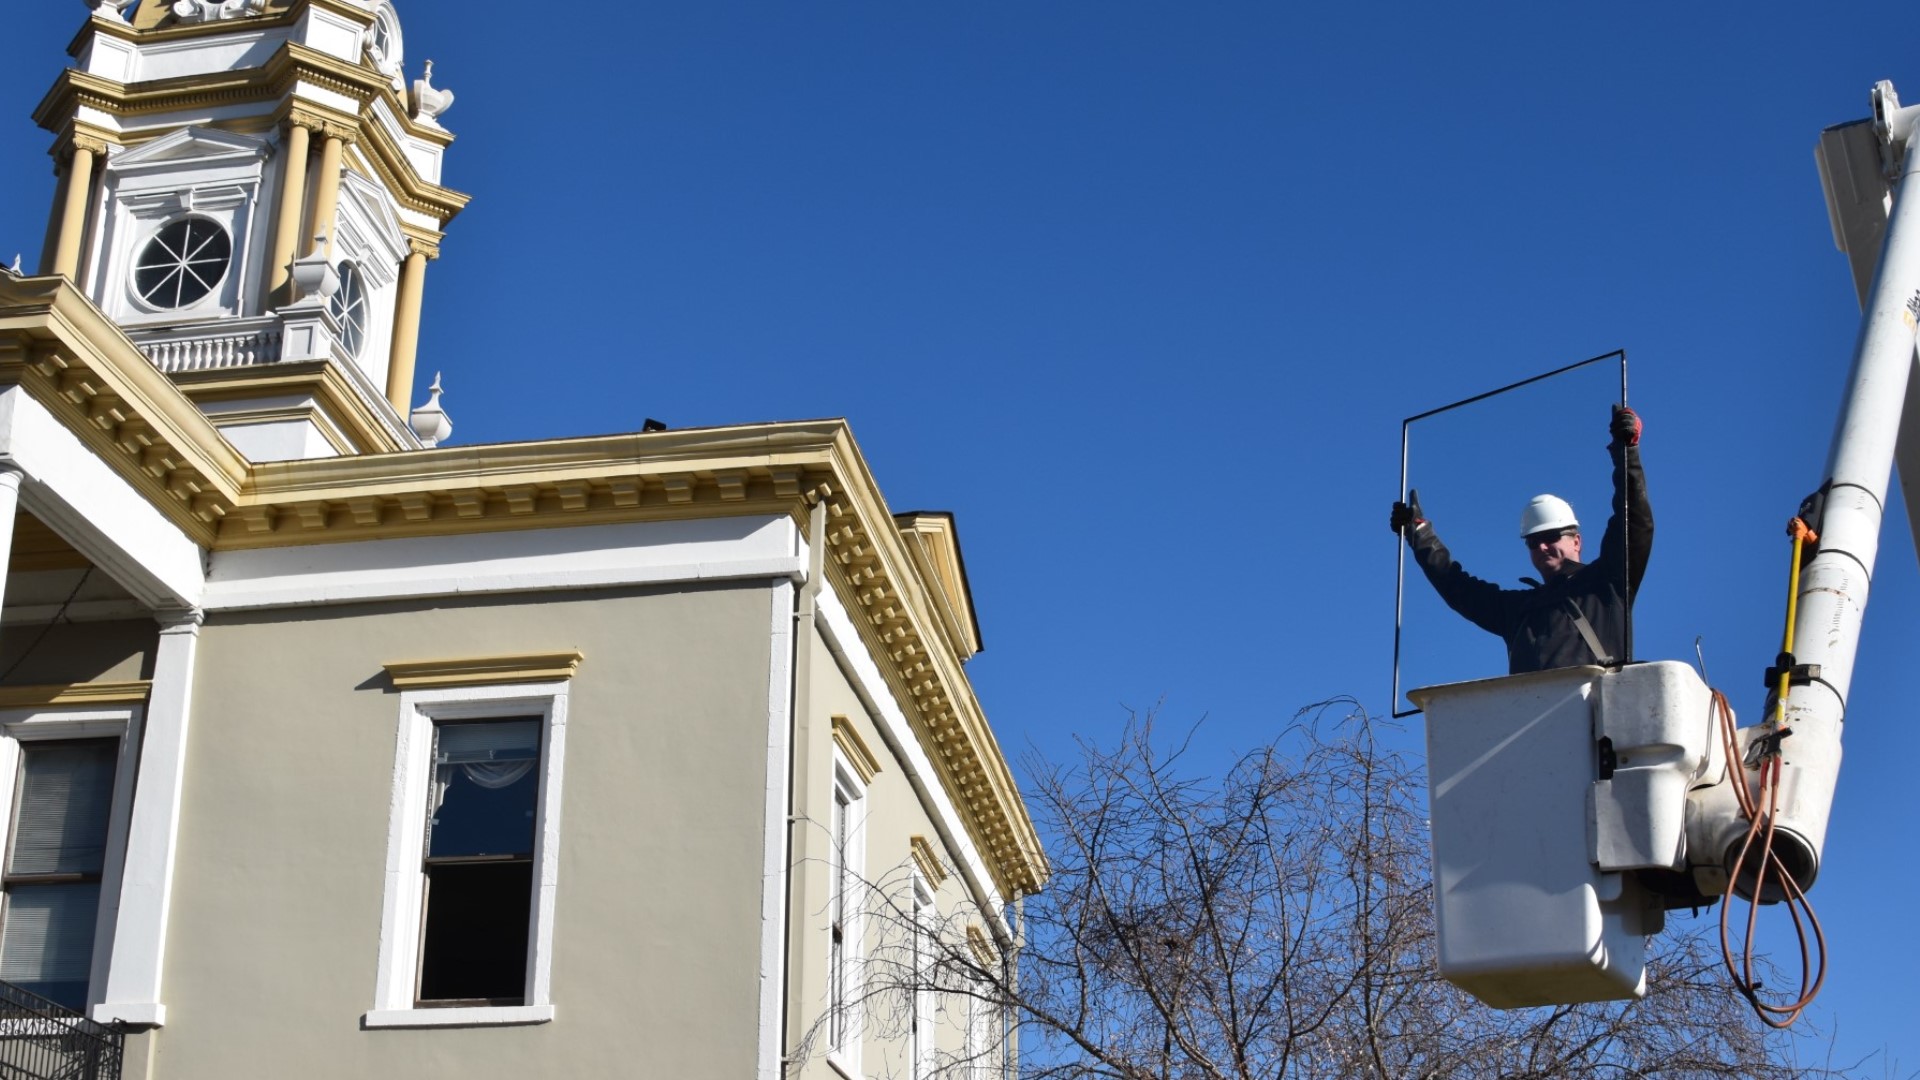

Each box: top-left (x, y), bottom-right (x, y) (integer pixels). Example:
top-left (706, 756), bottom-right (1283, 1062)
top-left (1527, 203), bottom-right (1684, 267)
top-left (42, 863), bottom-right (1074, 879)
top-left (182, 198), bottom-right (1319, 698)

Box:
top-left (37, 161), bottom-right (73, 276)
top-left (301, 132), bottom-right (346, 258)
top-left (266, 119), bottom-right (312, 298)
top-left (386, 247), bottom-right (429, 410)
top-left (49, 142), bottom-right (99, 282)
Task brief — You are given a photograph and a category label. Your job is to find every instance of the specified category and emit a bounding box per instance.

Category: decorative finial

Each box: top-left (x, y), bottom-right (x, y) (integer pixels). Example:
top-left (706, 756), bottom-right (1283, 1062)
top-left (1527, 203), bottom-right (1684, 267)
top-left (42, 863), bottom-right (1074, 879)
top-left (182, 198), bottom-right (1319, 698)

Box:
top-left (409, 60), bottom-right (455, 125)
top-left (409, 373), bottom-right (453, 448)
top-left (87, 0), bottom-right (139, 19)
top-left (5, 255), bottom-right (20, 277)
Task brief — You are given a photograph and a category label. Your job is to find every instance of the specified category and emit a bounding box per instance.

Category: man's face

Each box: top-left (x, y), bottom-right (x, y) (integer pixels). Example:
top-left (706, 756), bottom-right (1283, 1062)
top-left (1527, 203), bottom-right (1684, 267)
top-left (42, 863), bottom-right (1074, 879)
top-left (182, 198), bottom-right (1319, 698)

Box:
top-left (1526, 528), bottom-right (1582, 579)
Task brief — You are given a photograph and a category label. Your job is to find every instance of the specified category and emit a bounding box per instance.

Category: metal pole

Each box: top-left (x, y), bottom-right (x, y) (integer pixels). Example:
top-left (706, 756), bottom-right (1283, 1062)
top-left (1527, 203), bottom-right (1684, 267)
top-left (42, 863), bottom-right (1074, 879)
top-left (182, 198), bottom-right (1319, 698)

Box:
top-left (1392, 419), bottom-right (1414, 717)
top-left (1620, 352), bottom-right (1633, 667)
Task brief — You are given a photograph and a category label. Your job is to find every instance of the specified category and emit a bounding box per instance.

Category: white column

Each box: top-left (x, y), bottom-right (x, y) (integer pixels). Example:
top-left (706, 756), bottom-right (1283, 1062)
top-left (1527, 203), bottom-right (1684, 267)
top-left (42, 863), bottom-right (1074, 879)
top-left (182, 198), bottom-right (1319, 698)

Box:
top-left (0, 467), bottom-right (25, 613)
top-left (94, 609), bottom-right (202, 1028)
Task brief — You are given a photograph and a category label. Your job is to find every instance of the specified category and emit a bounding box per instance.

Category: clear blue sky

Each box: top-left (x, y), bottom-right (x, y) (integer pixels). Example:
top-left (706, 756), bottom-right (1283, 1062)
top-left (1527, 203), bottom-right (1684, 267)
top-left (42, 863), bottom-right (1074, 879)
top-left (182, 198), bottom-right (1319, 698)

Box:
top-left (4, 2), bottom-right (1917, 1070)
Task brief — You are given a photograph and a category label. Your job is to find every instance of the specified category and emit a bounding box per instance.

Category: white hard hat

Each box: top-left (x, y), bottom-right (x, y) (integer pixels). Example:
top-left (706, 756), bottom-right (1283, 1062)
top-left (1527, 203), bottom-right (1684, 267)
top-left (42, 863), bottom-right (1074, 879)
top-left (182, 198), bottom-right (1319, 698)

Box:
top-left (1519, 495), bottom-right (1578, 538)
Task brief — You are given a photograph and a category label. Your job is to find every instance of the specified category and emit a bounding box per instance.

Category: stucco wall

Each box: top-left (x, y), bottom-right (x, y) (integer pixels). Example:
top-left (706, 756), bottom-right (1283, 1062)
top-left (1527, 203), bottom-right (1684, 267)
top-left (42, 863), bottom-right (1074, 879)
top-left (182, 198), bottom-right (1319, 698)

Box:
top-left (145, 581), bottom-right (778, 1079)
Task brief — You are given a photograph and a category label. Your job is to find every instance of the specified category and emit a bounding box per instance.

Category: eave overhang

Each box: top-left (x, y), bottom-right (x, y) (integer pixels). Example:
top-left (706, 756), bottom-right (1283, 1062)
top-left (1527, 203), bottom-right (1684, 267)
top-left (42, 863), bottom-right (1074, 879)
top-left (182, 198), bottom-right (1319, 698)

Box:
top-left (0, 274), bottom-right (1048, 898)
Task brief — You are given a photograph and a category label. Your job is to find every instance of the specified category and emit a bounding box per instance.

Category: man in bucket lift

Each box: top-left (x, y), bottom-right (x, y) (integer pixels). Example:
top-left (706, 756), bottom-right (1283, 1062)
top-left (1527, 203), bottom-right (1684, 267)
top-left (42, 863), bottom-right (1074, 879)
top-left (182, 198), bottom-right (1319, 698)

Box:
top-left (1391, 405), bottom-right (1651, 674)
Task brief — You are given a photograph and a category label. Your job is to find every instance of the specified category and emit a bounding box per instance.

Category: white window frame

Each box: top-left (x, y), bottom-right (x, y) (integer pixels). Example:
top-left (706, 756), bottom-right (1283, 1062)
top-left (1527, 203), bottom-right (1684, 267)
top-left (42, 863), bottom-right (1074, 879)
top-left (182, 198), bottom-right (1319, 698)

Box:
top-left (365, 681), bottom-right (569, 1028)
top-left (826, 757), bottom-right (867, 1077)
top-left (910, 875), bottom-right (935, 1080)
top-left (0, 705), bottom-right (142, 1011)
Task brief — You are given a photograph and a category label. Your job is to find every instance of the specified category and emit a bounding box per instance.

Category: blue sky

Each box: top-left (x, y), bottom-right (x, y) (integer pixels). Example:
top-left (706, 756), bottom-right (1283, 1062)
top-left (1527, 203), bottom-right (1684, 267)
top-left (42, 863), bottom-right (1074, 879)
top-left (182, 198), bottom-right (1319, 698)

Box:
top-left (4, 2), bottom-right (1918, 1070)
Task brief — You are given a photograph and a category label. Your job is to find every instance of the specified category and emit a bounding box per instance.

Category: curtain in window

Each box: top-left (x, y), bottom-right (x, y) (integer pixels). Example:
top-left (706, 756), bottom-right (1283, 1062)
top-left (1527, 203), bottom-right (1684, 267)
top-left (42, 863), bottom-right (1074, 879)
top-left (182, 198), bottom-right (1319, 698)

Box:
top-left (430, 720), bottom-right (540, 810)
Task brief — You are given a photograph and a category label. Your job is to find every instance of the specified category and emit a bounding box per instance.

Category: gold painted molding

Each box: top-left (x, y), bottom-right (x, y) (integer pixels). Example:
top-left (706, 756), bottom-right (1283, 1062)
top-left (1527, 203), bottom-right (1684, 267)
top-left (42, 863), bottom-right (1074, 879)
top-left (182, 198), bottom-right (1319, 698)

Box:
top-left (0, 681), bottom-right (152, 708)
top-left (831, 716), bottom-right (883, 784)
top-left (894, 511), bottom-right (982, 662)
top-left (0, 276), bottom-right (250, 543)
top-left (909, 835), bottom-right (947, 886)
top-left (384, 651), bottom-right (585, 690)
top-left (966, 925), bottom-right (997, 967)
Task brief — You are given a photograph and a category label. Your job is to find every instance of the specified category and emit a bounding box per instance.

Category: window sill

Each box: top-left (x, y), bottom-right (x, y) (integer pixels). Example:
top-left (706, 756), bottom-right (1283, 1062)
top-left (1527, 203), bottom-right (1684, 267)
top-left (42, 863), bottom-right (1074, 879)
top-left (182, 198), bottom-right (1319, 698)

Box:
top-left (91, 1003), bottom-right (164, 1027)
top-left (362, 1004), bottom-right (554, 1029)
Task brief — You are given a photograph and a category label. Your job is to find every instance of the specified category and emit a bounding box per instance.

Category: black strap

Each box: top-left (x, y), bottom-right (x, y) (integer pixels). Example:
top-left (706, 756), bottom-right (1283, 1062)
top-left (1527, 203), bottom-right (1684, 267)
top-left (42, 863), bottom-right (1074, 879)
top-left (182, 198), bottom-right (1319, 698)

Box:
top-left (1563, 597), bottom-right (1615, 667)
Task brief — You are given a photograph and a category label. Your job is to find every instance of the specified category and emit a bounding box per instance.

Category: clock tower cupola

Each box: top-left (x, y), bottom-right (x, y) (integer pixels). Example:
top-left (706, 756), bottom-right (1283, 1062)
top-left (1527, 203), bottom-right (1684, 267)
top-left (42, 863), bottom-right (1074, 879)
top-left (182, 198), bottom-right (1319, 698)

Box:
top-left (33, 0), bottom-right (470, 459)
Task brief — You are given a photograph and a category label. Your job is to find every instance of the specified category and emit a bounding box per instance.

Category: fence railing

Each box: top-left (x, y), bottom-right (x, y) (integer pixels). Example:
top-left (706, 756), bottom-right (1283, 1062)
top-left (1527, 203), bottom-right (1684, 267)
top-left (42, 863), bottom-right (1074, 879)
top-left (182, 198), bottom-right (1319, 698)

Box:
top-left (132, 317), bottom-right (284, 373)
top-left (0, 982), bottom-right (125, 1080)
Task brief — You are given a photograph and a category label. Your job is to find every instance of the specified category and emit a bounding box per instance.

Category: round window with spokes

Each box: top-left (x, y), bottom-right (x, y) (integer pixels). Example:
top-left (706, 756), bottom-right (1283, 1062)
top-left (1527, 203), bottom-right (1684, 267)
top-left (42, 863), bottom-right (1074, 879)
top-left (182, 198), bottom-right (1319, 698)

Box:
top-left (133, 217), bottom-right (231, 309)
top-left (330, 261), bottom-right (367, 357)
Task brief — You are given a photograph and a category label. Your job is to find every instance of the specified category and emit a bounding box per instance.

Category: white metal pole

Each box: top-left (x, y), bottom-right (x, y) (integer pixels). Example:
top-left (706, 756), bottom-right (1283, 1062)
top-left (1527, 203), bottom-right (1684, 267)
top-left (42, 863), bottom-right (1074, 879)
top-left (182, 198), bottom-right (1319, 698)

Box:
top-left (1769, 112), bottom-right (1920, 887)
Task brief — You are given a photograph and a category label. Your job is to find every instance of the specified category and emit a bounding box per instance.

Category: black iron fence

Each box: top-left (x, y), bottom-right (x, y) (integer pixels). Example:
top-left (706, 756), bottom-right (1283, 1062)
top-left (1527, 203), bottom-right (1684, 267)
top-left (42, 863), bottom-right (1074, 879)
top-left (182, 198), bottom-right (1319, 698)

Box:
top-left (0, 982), bottom-right (123, 1080)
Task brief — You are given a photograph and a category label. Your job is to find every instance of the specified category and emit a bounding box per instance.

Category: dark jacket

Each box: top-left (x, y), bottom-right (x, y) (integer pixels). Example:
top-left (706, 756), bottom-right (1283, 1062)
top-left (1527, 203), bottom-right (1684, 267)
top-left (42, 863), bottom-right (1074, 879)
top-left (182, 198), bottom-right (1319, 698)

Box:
top-left (1407, 444), bottom-right (1651, 674)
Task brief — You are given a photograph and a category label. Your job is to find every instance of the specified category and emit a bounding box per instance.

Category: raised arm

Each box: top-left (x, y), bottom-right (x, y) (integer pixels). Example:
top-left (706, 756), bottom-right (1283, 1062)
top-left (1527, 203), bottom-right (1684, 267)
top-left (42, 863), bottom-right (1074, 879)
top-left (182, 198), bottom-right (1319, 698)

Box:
top-left (1596, 405), bottom-right (1653, 593)
top-left (1394, 490), bottom-right (1518, 636)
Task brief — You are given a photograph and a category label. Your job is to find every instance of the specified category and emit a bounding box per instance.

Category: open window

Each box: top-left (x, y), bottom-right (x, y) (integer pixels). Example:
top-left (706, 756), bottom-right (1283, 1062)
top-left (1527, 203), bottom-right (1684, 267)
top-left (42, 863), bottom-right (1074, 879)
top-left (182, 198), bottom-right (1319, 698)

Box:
top-left (418, 719), bottom-right (540, 1005)
top-left (367, 679), bottom-right (569, 1028)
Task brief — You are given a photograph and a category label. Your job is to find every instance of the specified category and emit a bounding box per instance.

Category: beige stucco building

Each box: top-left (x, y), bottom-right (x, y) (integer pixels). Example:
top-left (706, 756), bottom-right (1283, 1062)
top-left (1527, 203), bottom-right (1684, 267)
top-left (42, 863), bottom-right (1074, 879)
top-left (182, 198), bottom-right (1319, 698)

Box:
top-left (0, 2), bottom-right (1046, 1077)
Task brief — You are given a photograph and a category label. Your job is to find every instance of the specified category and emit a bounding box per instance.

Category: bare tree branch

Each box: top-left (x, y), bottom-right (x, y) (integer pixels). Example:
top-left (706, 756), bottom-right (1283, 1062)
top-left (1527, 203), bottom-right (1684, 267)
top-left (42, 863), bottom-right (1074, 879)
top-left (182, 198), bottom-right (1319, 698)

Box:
top-left (793, 699), bottom-right (1855, 1079)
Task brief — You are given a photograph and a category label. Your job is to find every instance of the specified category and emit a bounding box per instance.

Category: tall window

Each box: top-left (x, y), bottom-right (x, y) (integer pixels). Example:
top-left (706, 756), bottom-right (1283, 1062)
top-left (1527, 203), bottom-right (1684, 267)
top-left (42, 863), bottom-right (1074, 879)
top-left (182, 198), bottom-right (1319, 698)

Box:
top-left (911, 879), bottom-right (935, 1080)
top-left (0, 741), bottom-right (117, 1009)
top-left (829, 785), bottom-right (850, 1048)
top-left (827, 765), bottom-right (865, 1066)
top-left (329, 261), bottom-right (367, 358)
top-left (418, 719), bottom-right (541, 1005)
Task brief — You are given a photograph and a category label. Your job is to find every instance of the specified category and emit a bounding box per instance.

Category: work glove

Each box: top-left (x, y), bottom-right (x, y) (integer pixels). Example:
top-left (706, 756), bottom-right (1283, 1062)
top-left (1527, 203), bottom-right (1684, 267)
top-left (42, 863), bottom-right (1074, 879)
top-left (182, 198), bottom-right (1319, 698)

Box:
top-left (1610, 404), bottom-right (1642, 448)
top-left (1390, 489), bottom-right (1426, 536)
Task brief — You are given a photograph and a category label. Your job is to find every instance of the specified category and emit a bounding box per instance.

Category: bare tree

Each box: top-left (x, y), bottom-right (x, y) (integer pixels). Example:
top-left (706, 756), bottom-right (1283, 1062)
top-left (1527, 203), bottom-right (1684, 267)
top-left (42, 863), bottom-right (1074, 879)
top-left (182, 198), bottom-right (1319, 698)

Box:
top-left (801, 699), bottom-right (1846, 1079)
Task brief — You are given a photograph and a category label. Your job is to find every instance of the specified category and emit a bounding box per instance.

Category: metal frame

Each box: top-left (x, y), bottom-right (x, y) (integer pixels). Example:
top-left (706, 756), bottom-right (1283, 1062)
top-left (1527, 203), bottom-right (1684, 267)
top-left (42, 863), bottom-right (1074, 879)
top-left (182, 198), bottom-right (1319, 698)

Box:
top-left (1391, 349), bottom-right (1628, 718)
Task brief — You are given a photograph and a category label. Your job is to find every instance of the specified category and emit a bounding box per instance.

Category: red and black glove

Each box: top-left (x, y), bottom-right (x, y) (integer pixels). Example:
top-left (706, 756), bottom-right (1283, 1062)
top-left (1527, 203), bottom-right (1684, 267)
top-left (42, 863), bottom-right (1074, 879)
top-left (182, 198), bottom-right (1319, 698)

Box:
top-left (1610, 404), bottom-right (1642, 448)
top-left (1390, 489), bottom-right (1426, 536)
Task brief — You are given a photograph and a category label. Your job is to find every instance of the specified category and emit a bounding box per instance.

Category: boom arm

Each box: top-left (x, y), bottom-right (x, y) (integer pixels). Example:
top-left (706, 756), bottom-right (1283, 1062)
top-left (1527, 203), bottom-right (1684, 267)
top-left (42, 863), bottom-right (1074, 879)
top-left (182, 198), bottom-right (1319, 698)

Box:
top-left (1763, 82), bottom-right (1920, 886)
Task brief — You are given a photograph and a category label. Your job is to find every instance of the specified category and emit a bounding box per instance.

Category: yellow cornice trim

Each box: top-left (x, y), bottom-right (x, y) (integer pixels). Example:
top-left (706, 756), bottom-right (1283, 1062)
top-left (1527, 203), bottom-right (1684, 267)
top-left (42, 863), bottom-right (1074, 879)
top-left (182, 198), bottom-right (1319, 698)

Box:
top-left (894, 512), bottom-right (982, 662)
top-left (0, 276), bottom-right (249, 543)
top-left (909, 835), bottom-right (948, 886)
top-left (831, 716), bottom-right (882, 784)
top-left (0, 681), bottom-right (152, 709)
top-left (966, 925), bottom-right (997, 968)
top-left (813, 429), bottom-right (1048, 896)
top-left (384, 651), bottom-right (584, 690)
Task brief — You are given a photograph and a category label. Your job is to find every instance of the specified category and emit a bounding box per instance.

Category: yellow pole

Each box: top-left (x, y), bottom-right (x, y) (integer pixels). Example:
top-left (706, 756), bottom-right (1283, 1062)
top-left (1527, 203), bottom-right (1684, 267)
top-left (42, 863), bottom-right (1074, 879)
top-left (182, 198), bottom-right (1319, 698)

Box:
top-left (267, 120), bottom-right (312, 298)
top-left (386, 248), bottom-right (428, 410)
top-left (1774, 521), bottom-right (1813, 727)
